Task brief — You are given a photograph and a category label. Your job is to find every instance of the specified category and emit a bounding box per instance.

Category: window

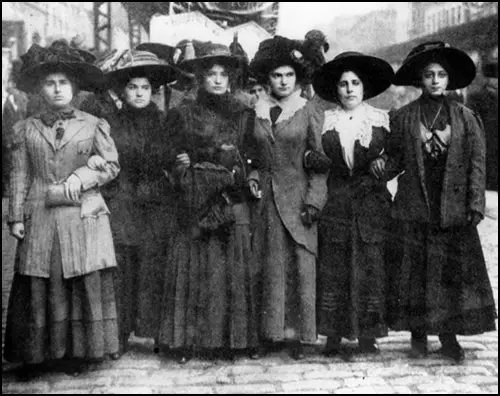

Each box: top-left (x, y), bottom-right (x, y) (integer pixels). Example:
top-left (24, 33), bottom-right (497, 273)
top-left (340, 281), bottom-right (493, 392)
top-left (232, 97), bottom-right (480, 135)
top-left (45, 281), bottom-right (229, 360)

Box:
top-left (457, 6), bottom-right (462, 23)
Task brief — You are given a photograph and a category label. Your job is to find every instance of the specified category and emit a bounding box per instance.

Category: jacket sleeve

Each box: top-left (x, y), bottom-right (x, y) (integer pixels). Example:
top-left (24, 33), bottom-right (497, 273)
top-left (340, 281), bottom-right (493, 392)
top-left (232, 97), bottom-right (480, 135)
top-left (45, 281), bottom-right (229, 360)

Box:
top-left (305, 104), bottom-right (328, 211)
top-left (464, 108), bottom-right (486, 217)
top-left (384, 110), bottom-right (405, 181)
top-left (239, 109), bottom-right (261, 183)
top-left (8, 120), bottom-right (29, 224)
top-left (164, 107), bottom-right (190, 182)
top-left (72, 118), bottom-right (120, 191)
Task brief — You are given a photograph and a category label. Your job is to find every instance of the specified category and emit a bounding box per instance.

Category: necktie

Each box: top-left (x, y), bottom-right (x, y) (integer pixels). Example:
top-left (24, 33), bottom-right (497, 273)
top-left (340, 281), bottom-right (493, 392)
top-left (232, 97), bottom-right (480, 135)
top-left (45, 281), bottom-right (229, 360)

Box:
top-left (270, 105), bottom-right (282, 127)
top-left (39, 110), bottom-right (76, 128)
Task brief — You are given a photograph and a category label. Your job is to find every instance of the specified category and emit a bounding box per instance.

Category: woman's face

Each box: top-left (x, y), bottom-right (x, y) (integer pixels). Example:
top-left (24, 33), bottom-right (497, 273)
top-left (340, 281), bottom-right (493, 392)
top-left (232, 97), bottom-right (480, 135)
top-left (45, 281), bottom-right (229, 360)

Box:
top-left (421, 63), bottom-right (449, 96)
top-left (337, 70), bottom-right (364, 111)
top-left (203, 64), bottom-right (230, 95)
top-left (269, 66), bottom-right (297, 98)
top-left (40, 72), bottom-right (74, 109)
top-left (123, 77), bottom-right (152, 109)
top-left (249, 83), bottom-right (269, 103)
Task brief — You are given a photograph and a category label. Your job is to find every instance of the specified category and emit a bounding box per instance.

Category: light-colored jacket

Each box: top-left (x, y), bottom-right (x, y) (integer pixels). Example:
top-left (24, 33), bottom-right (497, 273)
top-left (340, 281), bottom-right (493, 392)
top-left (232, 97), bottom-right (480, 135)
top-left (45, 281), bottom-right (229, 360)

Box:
top-left (9, 109), bottom-right (120, 278)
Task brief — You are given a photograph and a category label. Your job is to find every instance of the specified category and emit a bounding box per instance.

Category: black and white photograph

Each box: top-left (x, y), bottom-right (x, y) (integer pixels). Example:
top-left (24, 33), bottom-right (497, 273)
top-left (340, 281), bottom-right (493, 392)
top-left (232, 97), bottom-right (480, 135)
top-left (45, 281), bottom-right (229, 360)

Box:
top-left (2, 2), bottom-right (498, 394)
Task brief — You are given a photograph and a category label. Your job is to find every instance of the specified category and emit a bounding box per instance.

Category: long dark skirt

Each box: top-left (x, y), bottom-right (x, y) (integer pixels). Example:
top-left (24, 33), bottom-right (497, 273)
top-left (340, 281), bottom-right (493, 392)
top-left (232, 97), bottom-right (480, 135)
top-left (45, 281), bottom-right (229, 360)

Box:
top-left (255, 195), bottom-right (317, 344)
top-left (317, 218), bottom-right (388, 340)
top-left (113, 243), bottom-right (139, 346)
top-left (388, 222), bottom-right (497, 335)
top-left (4, 234), bottom-right (119, 364)
top-left (158, 204), bottom-right (259, 350)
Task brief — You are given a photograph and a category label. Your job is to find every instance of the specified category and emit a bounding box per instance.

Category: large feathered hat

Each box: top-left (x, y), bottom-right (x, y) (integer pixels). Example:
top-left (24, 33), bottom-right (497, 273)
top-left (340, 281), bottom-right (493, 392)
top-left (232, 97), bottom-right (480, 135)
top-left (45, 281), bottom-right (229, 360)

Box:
top-left (18, 40), bottom-right (104, 93)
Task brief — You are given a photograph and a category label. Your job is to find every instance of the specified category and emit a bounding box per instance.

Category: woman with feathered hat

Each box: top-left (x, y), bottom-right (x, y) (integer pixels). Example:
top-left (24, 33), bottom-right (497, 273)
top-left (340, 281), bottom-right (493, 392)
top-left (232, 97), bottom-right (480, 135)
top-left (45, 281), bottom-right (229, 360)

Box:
top-left (375, 41), bottom-right (497, 362)
top-left (312, 51), bottom-right (394, 357)
top-left (158, 41), bottom-right (260, 363)
top-left (90, 49), bottom-right (178, 357)
top-left (247, 36), bottom-right (328, 360)
top-left (4, 40), bottom-right (121, 377)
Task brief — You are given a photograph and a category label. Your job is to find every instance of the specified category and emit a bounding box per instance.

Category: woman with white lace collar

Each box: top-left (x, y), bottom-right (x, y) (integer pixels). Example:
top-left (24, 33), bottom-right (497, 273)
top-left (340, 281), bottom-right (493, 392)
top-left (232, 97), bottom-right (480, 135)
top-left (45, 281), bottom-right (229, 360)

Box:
top-left (246, 36), bottom-right (328, 360)
top-left (311, 51), bottom-right (394, 358)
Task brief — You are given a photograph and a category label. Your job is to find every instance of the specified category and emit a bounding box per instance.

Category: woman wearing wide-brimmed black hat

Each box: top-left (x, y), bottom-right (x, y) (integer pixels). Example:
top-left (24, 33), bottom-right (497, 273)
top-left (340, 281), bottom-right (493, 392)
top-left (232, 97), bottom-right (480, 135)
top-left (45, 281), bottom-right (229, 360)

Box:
top-left (312, 51), bottom-right (394, 358)
top-left (157, 41), bottom-right (260, 364)
top-left (92, 49), bottom-right (177, 358)
top-left (377, 41), bottom-right (497, 362)
top-left (246, 36), bottom-right (328, 360)
top-left (4, 40), bottom-right (121, 377)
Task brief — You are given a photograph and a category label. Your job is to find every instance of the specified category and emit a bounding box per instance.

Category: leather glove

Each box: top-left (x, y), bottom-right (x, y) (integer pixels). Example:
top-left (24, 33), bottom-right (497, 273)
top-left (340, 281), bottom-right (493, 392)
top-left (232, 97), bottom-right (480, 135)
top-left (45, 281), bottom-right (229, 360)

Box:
top-left (468, 211), bottom-right (483, 227)
top-left (301, 204), bottom-right (321, 227)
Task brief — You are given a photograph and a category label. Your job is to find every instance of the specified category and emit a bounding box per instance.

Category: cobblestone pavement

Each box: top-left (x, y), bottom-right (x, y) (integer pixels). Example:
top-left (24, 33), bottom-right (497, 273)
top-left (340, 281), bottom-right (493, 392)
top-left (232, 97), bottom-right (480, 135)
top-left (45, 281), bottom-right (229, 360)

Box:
top-left (2, 194), bottom-right (498, 394)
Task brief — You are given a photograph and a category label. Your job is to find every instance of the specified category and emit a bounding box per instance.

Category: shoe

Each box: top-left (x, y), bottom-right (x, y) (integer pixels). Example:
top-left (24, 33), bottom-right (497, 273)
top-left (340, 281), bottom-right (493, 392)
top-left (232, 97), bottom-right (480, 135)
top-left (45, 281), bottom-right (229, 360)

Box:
top-left (438, 335), bottom-right (465, 363)
top-left (64, 361), bottom-right (86, 377)
top-left (109, 352), bottom-right (122, 361)
top-left (249, 347), bottom-right (266, 360)
top-left (15, 364), bottom-right (44, 382)
top-left (290, 343), bottom-right (305, 361)
top-left (409, 334), bottom-right (428, 359)
top-left (323, 337), bottom-right (341, 357)
top-left (177, 348), bottom-right (193, 365)
top-left (359, 338), bottom-right (381, 355)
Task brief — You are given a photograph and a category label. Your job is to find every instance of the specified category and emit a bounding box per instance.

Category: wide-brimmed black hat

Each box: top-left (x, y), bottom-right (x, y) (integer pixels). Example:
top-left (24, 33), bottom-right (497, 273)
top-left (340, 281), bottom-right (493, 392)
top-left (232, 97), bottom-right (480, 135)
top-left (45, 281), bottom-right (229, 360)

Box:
top-left (180, 41), bottom-right (244, 73)
top-left (313, 51), bottom-right (394, 102)
top-left (136, 42), bottom-right (176, 64)
top-left (393, 41), bottom-right (476, 90)
top-left (106, 49), bottom-right (177, 89)
top-left (18, 40), bottom-right (105, 93)
top-left (250, 36), bottom-right (307, 81)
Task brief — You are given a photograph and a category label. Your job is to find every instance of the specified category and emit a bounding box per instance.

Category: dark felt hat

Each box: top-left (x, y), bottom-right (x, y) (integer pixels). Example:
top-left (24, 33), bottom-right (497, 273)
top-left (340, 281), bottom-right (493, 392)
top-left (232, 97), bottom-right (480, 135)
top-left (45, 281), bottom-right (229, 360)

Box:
top-left (179, 42), bottom-right (244, 73)
top-left (18, 40), bottom-right (105, 93)
top-left (393, 41), bottom-right (476, 90)
top-left (313, 51), bottom-right (394, 102)
top-left (250, 36), bottom-right (307, 81)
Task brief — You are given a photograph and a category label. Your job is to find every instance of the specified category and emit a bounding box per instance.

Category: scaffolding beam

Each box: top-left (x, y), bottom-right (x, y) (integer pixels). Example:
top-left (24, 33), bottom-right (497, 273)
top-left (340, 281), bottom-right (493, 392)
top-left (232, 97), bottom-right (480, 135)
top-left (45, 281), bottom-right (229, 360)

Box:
top-left (94, 2), bottom-right (112, 55)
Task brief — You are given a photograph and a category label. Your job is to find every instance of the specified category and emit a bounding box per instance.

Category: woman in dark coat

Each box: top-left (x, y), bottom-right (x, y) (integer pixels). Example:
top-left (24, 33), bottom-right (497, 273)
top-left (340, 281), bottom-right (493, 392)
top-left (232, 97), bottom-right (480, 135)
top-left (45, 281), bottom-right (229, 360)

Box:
top-left (4, 41), bottom-right (120, 377)
top-left (376, 41), bottom-right (497, 362)
top-left (312, 52), bottom-right (394, 356)
top-left (158, 42), bottom-right (259, 364)
top-left (95, 49), bottom-right (177, 356)
top-left (247, 36), bottom-right (328, 360)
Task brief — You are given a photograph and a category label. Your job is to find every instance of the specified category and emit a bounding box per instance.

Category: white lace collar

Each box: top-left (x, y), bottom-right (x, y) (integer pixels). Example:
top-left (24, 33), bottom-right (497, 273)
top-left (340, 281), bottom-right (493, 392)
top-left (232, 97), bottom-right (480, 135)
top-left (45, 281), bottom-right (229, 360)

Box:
top-left (255, 89), bottom-right (307, 125)
top-left (322, 103), bottom-right (389, 148)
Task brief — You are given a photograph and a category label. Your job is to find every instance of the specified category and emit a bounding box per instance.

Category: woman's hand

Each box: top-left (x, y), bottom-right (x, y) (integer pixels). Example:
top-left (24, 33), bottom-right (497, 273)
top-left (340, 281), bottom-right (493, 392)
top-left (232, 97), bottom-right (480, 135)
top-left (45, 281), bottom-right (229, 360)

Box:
top-left (87, 155), bottom-right (108, 171)
top-left (10, 222), bottom-right (25, 240)
top-left (468, 211), bottom-right (483, 227)
top-left (248, 179), bottom-right (262, 199)
top-left (65, 174), bottom-right (83, 202)
top-left (176, 153), bottom-right (191, 168)
top-left (370, 157), bottom-right (386, 180)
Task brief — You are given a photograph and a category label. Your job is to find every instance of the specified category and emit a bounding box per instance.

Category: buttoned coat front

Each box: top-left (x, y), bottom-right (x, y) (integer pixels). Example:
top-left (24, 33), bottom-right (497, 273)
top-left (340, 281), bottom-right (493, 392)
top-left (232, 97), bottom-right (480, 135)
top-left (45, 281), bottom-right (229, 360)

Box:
top-left (9, 110), bottom-right (120, 278)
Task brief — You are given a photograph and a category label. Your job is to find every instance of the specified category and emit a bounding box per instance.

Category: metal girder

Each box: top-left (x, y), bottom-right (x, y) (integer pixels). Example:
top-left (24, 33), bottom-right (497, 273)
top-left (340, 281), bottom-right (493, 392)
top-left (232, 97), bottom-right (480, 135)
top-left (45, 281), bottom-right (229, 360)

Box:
top-left (128, 12), bottom-right (142, 49)
top-left (94, 2), bottom-right (112, 55)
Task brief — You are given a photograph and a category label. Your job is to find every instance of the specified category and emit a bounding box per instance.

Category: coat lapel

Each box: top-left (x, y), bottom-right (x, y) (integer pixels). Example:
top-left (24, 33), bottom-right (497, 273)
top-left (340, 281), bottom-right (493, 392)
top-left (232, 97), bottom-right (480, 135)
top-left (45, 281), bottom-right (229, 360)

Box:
top-left (32, 118), bottom-right (57, 152)
top-left (58, 113), bottom-right (87, 150)
top-left (411, 102), bottom-right (430, 207)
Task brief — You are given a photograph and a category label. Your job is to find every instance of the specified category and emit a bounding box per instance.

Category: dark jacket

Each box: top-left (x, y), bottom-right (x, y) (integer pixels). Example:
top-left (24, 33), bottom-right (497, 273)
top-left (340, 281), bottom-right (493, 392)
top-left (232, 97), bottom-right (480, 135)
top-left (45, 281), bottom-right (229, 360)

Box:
top-left (385, 98), bottom-right (486, 228)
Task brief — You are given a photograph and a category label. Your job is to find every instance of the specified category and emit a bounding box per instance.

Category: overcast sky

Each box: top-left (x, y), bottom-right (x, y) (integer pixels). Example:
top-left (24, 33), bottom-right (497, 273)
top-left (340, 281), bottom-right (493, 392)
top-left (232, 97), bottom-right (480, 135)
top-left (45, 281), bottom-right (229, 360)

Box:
top-left (277, 2), bottom-right (390, 39)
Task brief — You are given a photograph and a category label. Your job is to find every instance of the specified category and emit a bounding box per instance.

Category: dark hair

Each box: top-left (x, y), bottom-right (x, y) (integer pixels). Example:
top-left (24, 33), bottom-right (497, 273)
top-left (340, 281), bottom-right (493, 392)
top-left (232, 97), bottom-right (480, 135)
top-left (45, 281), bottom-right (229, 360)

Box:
top-left (114, 75), bottom-right (162, 97)
top-left (195, 60), bottom-right (237, 89)
top-left (266, 62), bottom-right (306, 85)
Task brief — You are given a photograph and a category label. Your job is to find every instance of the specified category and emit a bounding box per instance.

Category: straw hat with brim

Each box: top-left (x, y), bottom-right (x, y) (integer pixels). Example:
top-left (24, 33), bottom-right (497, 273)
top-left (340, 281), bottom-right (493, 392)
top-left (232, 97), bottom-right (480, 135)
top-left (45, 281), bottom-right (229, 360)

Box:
top-left (313, 52), bottom-right (394, 102)
top-left (250, 36), bottom-right (307, 81)
top-left (180, 42), bottom-right (244, 73)
top-left (17, 41), bottom-right (105, 94)
top-left (106, 50), bottom-right (177, 89)
top-left (393, 41), bottom-right (476, 90)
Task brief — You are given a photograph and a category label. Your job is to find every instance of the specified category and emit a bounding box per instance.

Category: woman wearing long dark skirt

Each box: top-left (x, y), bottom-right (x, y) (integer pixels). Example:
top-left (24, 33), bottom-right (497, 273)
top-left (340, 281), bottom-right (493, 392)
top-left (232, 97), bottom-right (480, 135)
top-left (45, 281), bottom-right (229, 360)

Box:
top-left (375, 41), bottom-right (497, 363)
top-left (4, 40), bottom-right (121, 378)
